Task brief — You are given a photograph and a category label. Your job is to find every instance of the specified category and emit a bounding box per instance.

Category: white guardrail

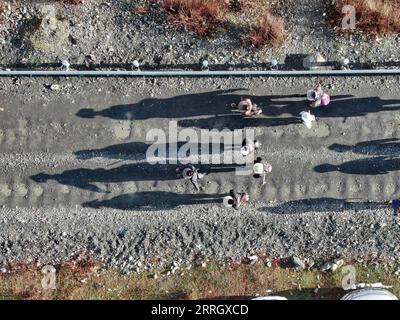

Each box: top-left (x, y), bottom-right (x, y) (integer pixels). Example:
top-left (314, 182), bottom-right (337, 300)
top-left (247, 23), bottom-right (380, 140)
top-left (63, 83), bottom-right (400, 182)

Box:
top-left (1, 69), bottom-right (400, 77)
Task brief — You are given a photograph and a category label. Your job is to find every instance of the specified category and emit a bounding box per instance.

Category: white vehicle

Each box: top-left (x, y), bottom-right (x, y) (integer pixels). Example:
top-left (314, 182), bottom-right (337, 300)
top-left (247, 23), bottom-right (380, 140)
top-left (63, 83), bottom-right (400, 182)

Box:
top-left (252, 297), bottom-right (288, 300)
top-left (341, 288), bottom-right (398, 301)
top-left (252, 288), bottom-right (398, 301)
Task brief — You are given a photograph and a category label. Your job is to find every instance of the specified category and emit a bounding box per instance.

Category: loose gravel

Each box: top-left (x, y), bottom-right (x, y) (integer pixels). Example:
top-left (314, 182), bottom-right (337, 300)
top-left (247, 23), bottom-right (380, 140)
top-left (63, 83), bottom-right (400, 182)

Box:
top-left (1, 202), bottom-right (399, 272)
top-left (0, 0), bottom-right (399, 69)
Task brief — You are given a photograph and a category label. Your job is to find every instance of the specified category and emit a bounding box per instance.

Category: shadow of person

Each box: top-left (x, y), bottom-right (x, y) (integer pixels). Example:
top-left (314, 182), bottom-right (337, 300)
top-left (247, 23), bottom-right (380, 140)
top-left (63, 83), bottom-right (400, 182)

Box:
top-left (74, 141), bottom-right (227, 161)
top-left (328, 138), bottom-right (400, 156)
top-left (314, 97), bottom-right (400, 119)
top-left (259, 197), bottom-right (386, 214)
top-left (82, 191), bottom-right (226, 210)
top-left (31, 162), bottom-right (240, 193)
top-left (75, 89), bottom-right (330, 121)
top-left (261, 95), bottom-right (354, 117)
top-left (314, 156), bottom-right (400, 175)
top-left (76, 89), bottom-right (247, 120)
top-left (178, 115), bottom-right (300, 130)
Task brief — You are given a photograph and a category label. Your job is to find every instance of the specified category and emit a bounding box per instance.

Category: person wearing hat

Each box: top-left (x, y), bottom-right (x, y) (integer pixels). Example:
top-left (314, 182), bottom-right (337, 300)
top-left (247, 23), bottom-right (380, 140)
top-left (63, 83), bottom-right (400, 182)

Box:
top-left (176, 164), bottom-right (206, 191)
top-left (307, 83), bottom-right (323, 107)
top-left (231, 98), bottom-right (251, 113)
top-left (223, 189), bottom-right (250, 210)
top-left (307, 83), bottom-right (330, 108)
top-left (240, 139), bottom-right (261, 157)
top-left (253, 157), bottom-right (272, 185)
top-left (243, 103), bottom-right (262, 117)
top-left (231, 98), bottom-right (262, 117)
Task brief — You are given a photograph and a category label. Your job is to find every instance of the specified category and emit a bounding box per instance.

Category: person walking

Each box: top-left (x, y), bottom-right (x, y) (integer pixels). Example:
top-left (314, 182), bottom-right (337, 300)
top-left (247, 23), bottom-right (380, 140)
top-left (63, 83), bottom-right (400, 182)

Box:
top-left (299, 110), bottom-right (316, 129)
top-left (307, 82), bottom-right (330, 108)
top-left (240, 138), bottom-right (261, 157)
top-left (231, 98), bottom-right (262, 117)
top-left (223, 189), bottom-right (250, 210)
top-left (253, 157), bottom-right (272, 185)
top-left (176, 164), bottom-right (206, 191)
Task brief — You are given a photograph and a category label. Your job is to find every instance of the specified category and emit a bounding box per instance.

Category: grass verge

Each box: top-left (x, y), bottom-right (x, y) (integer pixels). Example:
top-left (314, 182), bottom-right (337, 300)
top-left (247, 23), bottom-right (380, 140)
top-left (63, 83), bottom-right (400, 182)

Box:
top-left (1, 259), bottom-right (399, 300)
top-left (140, 0), bottom-right (286, 49)
top-left (157, 0), bottom-right (230, 36)
top-left (245, 11), bottom-right (286, 49)
top-left (333, 0), bottom-right (400, 35)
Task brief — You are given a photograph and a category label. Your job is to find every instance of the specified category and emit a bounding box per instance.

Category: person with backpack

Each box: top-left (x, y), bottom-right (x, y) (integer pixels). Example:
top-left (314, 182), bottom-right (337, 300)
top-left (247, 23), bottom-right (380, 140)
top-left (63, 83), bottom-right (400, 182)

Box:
top-left (307, 82), bottom-right (330, 108)
top-left (231, 98), bottom-right (263, 117)
top-left (176, 164), bottom-right (206, 191)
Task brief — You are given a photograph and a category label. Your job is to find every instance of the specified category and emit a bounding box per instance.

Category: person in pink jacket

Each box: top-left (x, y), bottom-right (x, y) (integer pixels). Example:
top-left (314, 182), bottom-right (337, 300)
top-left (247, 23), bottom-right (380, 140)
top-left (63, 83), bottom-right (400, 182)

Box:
top-left (307, 82), bottom-right (330, 108)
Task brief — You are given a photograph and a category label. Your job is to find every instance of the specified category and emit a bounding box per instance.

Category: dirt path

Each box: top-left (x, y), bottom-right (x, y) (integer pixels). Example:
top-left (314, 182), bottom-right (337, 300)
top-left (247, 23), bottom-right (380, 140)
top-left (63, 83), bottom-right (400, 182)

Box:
top-left (1, 76), bottom-right (400, 268)
top-left (1, 80), bottom-right (400, 209)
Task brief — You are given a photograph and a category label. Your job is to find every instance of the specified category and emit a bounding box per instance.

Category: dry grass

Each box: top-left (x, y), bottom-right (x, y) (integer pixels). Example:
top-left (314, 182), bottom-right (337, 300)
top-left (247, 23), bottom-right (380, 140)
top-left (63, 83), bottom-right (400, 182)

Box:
top-left (152, 0), bottom-right (286, 48)
top-left (0, 1), bottom-right (5, 26)
top-left (134, 4), bottom-right (150, 16)
top-left (1, 259), bottom-right (399, 300)
top-left (0, 255), bottom-right (99, 300)
top-left (245, 11), bottom-right (286, 48)
top-left (157, 0), bottom-right (230, 36)
top-left (334, 0), bottom-right (400, 35)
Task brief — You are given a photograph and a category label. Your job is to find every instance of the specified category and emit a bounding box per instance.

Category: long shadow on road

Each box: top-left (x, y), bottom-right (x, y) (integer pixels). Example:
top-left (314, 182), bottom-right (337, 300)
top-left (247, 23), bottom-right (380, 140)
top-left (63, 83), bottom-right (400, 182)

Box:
top-left (314, 156), bottom-right (400, 175)
top-left (259, 198), bottom-right (387, 214)
top-left (178, 97), bottom-right (400, 130)
top-left (262, 94), bottom-right (353, 116)
top-left (262, 96), bottom-right (399, 119)
top-left (218, 97), bottom-right (400, 130)
top-left (171, 95), bottom-right (400, 130)
top-left (178, 116), bottom-right (300, 130)
top-left (76, 91), bottom-right (399, 123)
top-left (76, 90), bottom-right (322, 121)
top-left (76, 89), bottom-right (249, 120)
top-left (316, 139), bottom-right (400, 176)
top-left (313, 97), bottom-right (400, 119)
top-left (83, 191), bottom-right (226, 210)
top-left (74, 141), bottom-right (228, 161)
top-left (31, 163), bottom-right (239, 193)
top-left (328, 138), bottom-right (400, 156)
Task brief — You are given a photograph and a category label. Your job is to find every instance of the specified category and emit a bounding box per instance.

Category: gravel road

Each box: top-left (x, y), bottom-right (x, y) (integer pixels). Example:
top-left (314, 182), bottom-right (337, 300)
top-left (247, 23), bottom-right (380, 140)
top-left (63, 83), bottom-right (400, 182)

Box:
top-left (1, 203), bottom-right (399, 272)
top-left (1, 75), bottom-right (400, 271)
